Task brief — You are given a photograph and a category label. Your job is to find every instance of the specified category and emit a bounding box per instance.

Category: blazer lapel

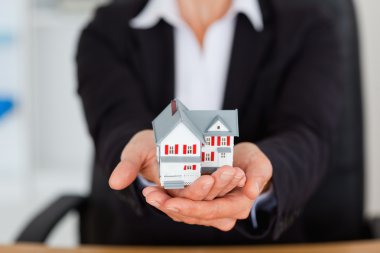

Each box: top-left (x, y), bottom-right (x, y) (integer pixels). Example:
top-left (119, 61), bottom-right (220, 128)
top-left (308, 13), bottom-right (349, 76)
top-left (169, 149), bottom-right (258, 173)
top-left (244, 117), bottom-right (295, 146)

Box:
top-left (223, 13), bottom-right (273, 110)
top-left (131, 13), bottom-right (273, 113)
top-left (132, 20), bottom-right (175, 114)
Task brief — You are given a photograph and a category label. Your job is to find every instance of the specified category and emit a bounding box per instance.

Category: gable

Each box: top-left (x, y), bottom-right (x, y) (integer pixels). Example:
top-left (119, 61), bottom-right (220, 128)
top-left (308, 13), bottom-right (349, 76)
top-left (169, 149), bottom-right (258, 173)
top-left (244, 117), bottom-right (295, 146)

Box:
top-left (161, 122), bottom-right (201, 145)
top-left (207, 119), bottom-right (229, 132)
top-left (185, 110), bottom-right (239, 137)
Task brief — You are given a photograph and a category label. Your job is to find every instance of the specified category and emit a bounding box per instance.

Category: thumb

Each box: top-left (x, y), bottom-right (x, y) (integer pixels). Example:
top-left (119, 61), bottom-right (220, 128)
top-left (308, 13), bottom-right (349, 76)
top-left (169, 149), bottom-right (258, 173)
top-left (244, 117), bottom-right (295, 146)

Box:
top-left (109, 151), bottom-right (141, 190)
top-left (243, 153), bottom-right (272, 200)
top-left (234, 143), bottom-right (273, 200)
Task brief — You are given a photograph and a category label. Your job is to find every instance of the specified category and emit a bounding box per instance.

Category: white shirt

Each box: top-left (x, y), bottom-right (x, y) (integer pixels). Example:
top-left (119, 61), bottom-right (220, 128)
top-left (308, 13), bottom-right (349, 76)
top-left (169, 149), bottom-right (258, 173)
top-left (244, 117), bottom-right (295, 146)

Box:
top-left (131, 0), bottom-right (274, 229)
top-left (130, 0), bottom-right (264, 110)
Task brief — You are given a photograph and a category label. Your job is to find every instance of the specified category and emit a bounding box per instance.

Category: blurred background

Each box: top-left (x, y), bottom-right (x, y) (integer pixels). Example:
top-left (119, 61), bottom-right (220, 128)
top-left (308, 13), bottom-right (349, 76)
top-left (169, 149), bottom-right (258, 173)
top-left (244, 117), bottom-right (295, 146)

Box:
top-left (0, 0), bottom-right (379, 247)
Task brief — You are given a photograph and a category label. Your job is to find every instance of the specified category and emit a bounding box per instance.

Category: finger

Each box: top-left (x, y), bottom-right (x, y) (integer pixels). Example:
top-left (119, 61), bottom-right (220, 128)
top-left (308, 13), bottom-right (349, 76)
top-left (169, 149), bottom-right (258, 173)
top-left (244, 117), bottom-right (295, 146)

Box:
top-left (217, 167), bottom-right (246, 197)
top-left (163, 191), bottom-right (253, 220)
top-left (167, 175), bottom-right (214, 201)
top-left (110, 130), bottom-right (156, 190)
top-left (233, 143), bottom-right (273, 200)
top-left (109, 158), bottom-right (140, 190)
top-left (139, 155), bottom-right (160, 185)
top-left (144, 186), bottom-right (172, 209)
top-left (243, 153), bottom-right (272, 200)
top-left (205, 166), bottom-right (237, 200)
top-left (145, 188), bottom-right (241, 231)
top-left (238, 175), bottom-right (247, 187)
top-left (165, 211), bottom-right (237, 232)
top-left (142, 186), bottom-right (160, 197)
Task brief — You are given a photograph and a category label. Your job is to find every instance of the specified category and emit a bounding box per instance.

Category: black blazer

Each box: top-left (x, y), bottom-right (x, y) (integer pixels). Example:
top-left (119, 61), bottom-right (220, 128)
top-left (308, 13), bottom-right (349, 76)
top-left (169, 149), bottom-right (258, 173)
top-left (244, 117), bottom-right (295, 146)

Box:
top-left (76, 0), bottom-right (342, 245)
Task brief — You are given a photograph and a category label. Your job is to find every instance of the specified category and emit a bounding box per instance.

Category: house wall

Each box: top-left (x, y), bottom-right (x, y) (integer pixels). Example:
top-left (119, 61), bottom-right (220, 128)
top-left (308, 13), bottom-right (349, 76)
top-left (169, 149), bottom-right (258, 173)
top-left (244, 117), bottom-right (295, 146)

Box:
top-left (201, 136), bottom-right (234, 168)
top-left (159, 122), bottom-right (200, 157)
top-left (159, 123), bottom-right (201, 185)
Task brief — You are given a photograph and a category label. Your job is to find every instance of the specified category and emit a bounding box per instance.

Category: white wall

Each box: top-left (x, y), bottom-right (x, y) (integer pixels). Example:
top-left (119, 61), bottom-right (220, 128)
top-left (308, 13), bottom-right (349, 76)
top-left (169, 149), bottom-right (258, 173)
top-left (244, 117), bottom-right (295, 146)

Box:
top-left (0, 0), bottom-right (30, 177)
top-left (30, 9), bottom-right (93, 173)
top-left (354, 0), bottom-right (380, 217)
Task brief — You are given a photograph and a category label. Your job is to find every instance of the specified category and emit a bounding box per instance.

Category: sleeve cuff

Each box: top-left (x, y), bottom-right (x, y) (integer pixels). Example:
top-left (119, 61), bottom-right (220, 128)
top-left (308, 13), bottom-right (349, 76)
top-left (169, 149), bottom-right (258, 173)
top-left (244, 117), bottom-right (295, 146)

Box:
top-left (250, 184), bottom-right (277, 228)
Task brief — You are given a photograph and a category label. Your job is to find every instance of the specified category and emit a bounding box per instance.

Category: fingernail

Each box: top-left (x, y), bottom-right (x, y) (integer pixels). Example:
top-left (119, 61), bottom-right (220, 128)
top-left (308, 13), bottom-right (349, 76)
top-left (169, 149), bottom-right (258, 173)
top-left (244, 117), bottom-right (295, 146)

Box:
top-left (148, 200), bottom-right (160, 208)
top-left (220, 171), bottom-right (234, 181)
top-left (202, 181), bottom-right (213, 190)
top-left (166, 206), bottom-right (179, 212)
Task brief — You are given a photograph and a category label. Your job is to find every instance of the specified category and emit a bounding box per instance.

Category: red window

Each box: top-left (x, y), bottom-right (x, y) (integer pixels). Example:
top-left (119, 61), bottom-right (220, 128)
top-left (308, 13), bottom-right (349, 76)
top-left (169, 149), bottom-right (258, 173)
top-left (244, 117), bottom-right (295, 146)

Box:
top-left (175, 144), bottom-right (178, 154)
top-left (217, 136), bottom-right (221, 146)
top-left (227, 136), bottom-right (230, 146)
top-left (192, 165), bottom-right (196, 170)
top-left (165, 145), bottom-right (168, 155)
top-left (193, 144), bottom-right (196, 154)
top-left (211, 152), bottom-right (215, 161)
top-left (202, 152), bottom-right (205, 161)
top-left (211, 136), bottom-right (215, 146)
top-left (183, 145), bottom-right (187, 154)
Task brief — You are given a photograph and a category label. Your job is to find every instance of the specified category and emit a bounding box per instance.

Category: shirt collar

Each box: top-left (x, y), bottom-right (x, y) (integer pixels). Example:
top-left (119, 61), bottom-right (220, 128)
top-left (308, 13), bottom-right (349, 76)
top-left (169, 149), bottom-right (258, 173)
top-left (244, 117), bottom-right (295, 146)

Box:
top-left (130, 0), bottom-right (264, 31)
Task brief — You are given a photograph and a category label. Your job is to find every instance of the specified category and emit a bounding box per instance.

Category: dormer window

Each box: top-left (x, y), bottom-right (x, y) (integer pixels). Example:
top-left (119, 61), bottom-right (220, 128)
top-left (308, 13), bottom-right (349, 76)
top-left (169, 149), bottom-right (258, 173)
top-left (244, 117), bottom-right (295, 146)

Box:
top-left (207, 116), bottom-right (230, 132)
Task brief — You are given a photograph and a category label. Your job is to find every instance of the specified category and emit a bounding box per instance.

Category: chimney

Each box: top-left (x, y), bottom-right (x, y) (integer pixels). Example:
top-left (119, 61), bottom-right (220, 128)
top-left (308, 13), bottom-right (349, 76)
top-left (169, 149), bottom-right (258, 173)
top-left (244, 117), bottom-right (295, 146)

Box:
top-left (171, 99), bottom-right (177, 115)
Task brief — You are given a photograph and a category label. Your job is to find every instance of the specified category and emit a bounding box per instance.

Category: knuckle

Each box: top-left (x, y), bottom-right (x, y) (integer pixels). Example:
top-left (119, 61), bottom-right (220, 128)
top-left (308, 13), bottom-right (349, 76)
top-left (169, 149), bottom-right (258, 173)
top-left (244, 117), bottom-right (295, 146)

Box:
top-left (188, 190), bottom-right (204, 201)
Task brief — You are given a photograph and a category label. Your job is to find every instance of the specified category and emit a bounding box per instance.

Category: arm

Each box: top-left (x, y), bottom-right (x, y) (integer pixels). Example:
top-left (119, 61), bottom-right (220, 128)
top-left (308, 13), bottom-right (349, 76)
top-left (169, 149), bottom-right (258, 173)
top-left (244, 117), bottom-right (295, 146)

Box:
top-left (76, 6), bottom-right (154, 213)
top-left (256, 8), bottom-right (342, 239)
top-left (142, 6), bottom-right (342, 239)
top-left (76, 6), bottom-right (153, 177)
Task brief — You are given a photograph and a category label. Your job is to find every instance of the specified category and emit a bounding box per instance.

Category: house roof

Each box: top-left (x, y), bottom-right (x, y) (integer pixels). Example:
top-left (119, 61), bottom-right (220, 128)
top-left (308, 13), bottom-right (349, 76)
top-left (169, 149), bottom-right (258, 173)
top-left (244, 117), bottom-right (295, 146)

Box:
top-left (152, 99), bottom-right (239, 144)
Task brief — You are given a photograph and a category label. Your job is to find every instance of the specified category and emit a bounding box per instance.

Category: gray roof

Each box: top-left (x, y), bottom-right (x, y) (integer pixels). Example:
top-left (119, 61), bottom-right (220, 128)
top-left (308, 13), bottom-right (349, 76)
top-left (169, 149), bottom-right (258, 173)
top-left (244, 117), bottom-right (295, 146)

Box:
top-left (152, 99), bottom-right (239, 144)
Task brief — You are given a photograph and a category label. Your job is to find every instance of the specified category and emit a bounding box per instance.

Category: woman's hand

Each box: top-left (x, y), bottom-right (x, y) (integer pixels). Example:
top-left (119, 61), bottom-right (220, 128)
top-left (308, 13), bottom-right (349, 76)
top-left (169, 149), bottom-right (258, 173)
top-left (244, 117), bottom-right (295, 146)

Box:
top-left (142, 142), bottom-right (273, 231)
top-left (109, 130), bottom-right (159, 189)
top-left (108, 130), bottom-right (247, 201)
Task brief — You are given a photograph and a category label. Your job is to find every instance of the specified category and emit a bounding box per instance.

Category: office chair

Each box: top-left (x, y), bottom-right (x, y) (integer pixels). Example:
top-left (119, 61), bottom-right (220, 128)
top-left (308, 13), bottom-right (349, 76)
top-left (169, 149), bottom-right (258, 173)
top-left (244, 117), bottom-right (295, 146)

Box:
top-left (16, 0), bottom-right (380, 243)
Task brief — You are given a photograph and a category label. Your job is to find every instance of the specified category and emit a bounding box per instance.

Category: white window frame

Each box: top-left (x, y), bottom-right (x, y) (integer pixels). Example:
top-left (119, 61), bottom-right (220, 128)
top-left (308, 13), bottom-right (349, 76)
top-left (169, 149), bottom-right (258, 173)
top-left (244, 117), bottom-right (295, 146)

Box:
top-left (169, 145), bottom-right (174, 154)
top-left (221, 137), bottom-right (227, 146)
top-left (205, 153), bottom-right (211, 161)
top-left (221, 153), bottom-right (226, 158)
top-left (187, 145), bottom-right (193, 154)
top-left (205, 137), bottom-right (211, 145)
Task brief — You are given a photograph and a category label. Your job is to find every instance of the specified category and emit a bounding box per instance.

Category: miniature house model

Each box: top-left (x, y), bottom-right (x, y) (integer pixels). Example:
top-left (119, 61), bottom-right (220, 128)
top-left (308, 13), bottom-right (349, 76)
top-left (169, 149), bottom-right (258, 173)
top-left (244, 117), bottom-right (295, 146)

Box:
top-left (152, 99), bottom-right (239, 189)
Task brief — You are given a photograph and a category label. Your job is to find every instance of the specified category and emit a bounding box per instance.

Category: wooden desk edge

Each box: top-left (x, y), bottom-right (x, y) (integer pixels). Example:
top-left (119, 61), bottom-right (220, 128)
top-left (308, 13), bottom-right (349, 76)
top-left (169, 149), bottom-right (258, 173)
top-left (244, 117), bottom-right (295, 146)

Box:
top-left (2, 240), bottom-right (380, 253)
